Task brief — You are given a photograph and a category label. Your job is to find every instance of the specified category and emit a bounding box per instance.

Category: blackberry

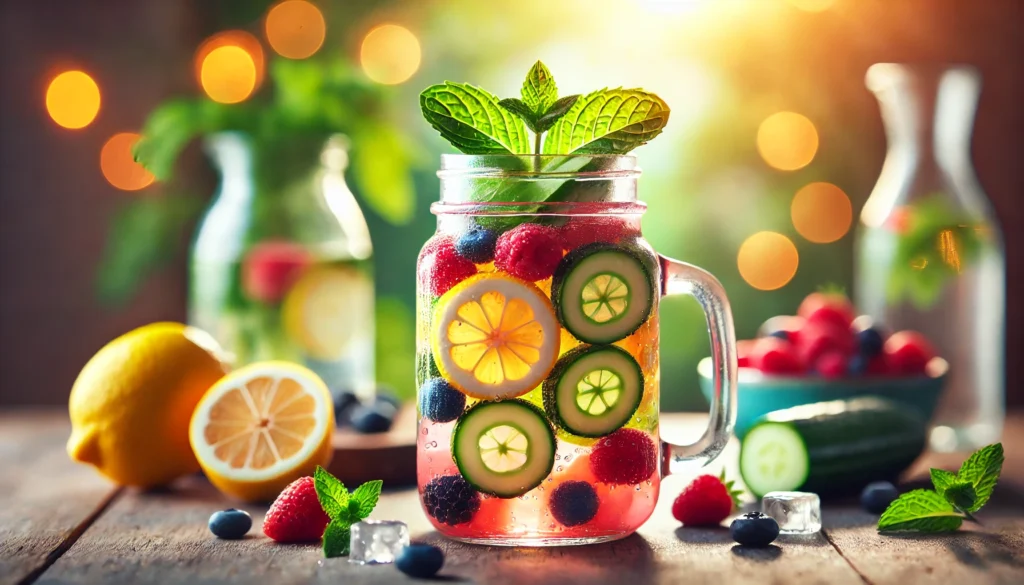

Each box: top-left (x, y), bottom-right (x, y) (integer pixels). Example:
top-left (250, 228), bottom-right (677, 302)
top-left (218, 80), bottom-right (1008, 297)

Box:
top-left (423, 475), bottom-right (481, 526)
top-left (549, 481), bottom-right (599, 527)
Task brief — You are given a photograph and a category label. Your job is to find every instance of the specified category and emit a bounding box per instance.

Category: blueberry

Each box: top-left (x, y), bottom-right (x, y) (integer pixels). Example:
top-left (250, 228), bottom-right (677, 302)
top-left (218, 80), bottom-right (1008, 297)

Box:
top-left (350, 404), bottom-right (394, 434)
top-left (856, 327), bottom-right (885, 357)
top-left (549, 481), bottom-right (599, 527)
top-left (847, 353), bottom-right (869, 376)
top-left (423, 475), bottom-right (481, 526)
top-left (455, 228), bottom-right (499, 264)
top-left (861, 481), bottom-right (899, 514)
top-left (396, 543), bottom-right (445, 578)
top-left (333, 390), bottom-right (360, 426)
top-left (767, 330), bottom-right (790, 341)
top-left (374, 386), bottom-right (403, 411)
top-left (730, 512), bottom-right (779, 547)
top-left (419, 378), bottom-right (466, 423)
top-left (208, 508), bottom-right (252, 539)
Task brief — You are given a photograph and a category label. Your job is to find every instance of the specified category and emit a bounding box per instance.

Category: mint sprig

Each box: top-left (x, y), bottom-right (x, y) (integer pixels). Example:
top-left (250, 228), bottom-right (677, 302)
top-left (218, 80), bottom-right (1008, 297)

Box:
top-left (878, 443), bottom-right (1003, 533)
top-left (313, 466), bottom-right (383, 557)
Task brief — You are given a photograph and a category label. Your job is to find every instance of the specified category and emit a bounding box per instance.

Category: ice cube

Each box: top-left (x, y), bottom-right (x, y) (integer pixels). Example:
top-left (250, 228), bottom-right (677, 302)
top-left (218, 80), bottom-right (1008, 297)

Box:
top-left (349, 520), bottom-right (410, 564)
top-left (761, 491), bottom-right (821, 534)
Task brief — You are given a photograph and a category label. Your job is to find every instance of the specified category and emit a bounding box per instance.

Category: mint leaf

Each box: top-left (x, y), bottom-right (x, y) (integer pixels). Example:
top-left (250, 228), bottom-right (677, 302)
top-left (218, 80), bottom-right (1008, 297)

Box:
top-left (322, 519), bottom-right (351, 558)
top-left (542, 88), bottom-right (670, 155)
top-left (534, 95), bottom-right (580, 134)
top-left (943, 481), bottom-right (978, 512)
top-left (878, 489), bottom-right (964, 533)
top-left (314, 466), bottom-right (349, 521)
top-left (350, 480), bottom-right (383, 521)
top-left (420, 82), bottom-right (530, 154)
top-left (521, 60), bottom-right (558, 115)
top-left (956, 443), bottom-right (1003, 512)
top-left (498, 98), bottom-right (540, 132)
top-left (930, 468), bottom-right (957, 495)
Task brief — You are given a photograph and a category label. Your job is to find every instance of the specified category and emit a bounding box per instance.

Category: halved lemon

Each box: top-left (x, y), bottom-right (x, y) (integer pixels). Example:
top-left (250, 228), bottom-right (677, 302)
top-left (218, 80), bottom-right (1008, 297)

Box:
top-left (189, 361), bottom-right (334, 502)
top-left (432, 273), bottom-right (560, 400)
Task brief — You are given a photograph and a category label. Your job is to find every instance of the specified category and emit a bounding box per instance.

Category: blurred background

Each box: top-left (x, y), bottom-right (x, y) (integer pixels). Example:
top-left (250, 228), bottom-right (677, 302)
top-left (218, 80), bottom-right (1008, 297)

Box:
top-left (0, 0), bottom-right (1021, 411)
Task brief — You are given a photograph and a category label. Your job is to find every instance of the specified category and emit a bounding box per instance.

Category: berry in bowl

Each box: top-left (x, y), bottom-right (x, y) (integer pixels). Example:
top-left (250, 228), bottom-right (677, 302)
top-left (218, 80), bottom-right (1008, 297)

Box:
top-left (699, 291), bottom-right (948, 437)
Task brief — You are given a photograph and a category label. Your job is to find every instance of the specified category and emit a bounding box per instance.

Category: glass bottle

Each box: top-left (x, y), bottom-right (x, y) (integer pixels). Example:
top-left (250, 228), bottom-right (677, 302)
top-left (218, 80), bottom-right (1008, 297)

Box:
top-left (857, 64), bottom-right (1005, 451)
top-left (190, 132), bottom-right (375, 401)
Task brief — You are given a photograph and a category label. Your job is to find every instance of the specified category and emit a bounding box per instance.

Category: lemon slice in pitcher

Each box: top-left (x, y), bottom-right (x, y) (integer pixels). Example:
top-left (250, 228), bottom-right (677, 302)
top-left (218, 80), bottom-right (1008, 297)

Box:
top-left (432, 274), bottom-right (560, 400)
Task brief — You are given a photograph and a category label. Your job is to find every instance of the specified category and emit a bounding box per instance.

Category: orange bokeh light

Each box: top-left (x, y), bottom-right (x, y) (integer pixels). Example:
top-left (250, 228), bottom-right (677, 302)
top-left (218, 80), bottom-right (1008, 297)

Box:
top-left (757, 111), bottom-right (819, 171)
top-left (791, 182), bottom-right (853, 243)
top-left (46, 70), bottom-right (101, 129)
top-left (200, 46), bottom-right (257, 104)
top-left (737, 231), bottom-right (799, 291)
top-left (100, 133), bottom-right (155, 191)
top-left (195, 30), bottom-right (265, 90)
top-left (265, 0), bottom-right (326, 59)
top-left (787, 0), bottom-right (836, 12)
top-left (360, 24), bottom-right (422, 85)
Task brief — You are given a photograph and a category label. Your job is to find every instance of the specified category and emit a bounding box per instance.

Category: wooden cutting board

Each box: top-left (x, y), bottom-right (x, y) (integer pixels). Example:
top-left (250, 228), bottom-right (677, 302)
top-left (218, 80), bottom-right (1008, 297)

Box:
top-left (326, 404), bottom-right (418, 486)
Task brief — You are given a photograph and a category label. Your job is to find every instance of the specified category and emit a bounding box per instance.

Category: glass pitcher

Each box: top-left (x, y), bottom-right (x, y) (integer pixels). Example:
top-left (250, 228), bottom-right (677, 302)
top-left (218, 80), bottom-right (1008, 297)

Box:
top-left (415, 155), bottom-right (737, 546)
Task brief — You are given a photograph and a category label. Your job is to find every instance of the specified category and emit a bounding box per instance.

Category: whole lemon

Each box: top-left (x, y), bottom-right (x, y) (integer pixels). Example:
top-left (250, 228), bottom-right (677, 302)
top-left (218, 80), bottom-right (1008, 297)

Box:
top-left (67, 323), bottom-right (227, 487)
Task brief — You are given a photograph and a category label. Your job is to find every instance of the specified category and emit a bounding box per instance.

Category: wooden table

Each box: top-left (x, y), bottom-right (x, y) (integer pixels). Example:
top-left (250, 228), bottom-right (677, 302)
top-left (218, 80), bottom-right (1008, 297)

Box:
top-left (2, 411), bottom-right (1022, 585)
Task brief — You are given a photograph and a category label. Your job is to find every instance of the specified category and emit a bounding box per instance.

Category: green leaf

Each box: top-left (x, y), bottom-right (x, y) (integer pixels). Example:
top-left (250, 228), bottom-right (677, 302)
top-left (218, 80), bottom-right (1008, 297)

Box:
top-left (930, 468), bottom-right (957, 495)
top-left (350, 480), bottom-right (383, 520)
top-left (133, 100), bottom-right (209, 180)
top-left (420, 82), bottom-right (531, 154)
top-left (542, 88), bottom-right (670, 155)
top-left (943, 481), bottom-right (978, 512)
top-left (956, 443), bottom-right (1003, 512)
top-left (322, 519), bottom-right (351, 558)
top-left (878, 489), bottom-right (964, 533)
top-left (314, 466), bottom-right (349, 521)
top-left (534, 95), bottom-right (580, 134)
top-left (498, 98), bottom-right (540, 132)
top-left (521, 61), bottom-right (558, 115)
top-left (349, 122), bottom-right (416, 224)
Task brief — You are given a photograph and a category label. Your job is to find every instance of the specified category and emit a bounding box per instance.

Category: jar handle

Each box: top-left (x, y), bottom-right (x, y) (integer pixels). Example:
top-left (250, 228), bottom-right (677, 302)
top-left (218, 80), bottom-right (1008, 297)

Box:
top-left (658, 255), bottom-right (738, 476)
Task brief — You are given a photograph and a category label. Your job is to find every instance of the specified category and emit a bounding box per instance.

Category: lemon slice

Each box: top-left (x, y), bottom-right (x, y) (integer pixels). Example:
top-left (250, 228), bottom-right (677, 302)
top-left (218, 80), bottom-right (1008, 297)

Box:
top-left (189, 361), bottom-right (334, 502)
top-left (432, 273), bottom-right (559, 400)
top-left (282, 265), bottom-right (372, 360)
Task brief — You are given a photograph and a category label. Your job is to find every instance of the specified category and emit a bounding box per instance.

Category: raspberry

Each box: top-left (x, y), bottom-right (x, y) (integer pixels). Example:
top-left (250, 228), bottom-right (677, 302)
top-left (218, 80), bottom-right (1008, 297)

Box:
top-left (815, 350), bottom-right (848, 379)
top-left (422, 475), bottom-right (481, 526)
top-left (589, 428), bottom-right (657, 485)
top-left (749, 337), bottom-right (803, 374)
top-left (262, 476), bottom-right (330, 543)
top-left (241, 241), bottom-right (311, 303)
top-left (560, 217), bottom-right (633, 251)
top-left (672, 473), bottom-right (741, 527)
top-left (549, 480), bottom-right (599, 527)
top-left (418, 236), bottom-right (477, 296)
top-left (493, 223), bottom-right (564, 281)
top-left (883, 330), bottom-right (936, 375)
top-left (455, 227), bottom-right (499, 264)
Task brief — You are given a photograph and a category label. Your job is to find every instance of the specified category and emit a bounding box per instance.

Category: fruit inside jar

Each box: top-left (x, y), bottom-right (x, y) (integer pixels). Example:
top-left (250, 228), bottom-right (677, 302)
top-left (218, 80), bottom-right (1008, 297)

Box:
top-left (415, 218), bottom-right (662, 544)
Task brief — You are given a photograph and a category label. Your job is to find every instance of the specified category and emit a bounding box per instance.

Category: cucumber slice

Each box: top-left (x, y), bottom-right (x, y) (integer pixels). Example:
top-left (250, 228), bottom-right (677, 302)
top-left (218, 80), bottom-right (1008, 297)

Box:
top-left (451, 400), bottom-right (555, 498)
top-left (552, 243), bottom-right (654, 344)
top-left (543, 345), bottom-right (643, 437)
top-left (738, 423), bottom-right (810, 498)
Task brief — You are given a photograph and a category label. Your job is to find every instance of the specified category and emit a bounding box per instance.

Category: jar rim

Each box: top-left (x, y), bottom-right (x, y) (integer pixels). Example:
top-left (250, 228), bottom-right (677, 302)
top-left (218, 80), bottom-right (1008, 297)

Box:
top-left (430, 200), bottom-right (647, 217)
top-left (437, 154), bottom-right (640, 180)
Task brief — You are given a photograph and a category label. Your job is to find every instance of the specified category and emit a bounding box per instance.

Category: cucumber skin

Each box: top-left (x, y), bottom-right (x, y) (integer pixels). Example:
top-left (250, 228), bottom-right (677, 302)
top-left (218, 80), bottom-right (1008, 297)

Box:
top-left (741, 397), bottom-right (927, 496)
top-left (541, 345), bottom-right (643, 438)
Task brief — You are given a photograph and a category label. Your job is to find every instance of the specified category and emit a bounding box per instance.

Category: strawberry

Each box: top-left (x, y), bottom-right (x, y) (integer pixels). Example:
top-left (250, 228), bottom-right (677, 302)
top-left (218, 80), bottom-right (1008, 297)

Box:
top-left (672, 471), bottom-right (742, 527)
top-left (494, 223), bottom-right (564, 282)
top-left (589, 428), bottom-right (657, 485)
top-left (749, 337), bottom-right (803, 374)
top-left (815, 350), bottom-right (848, 379)
top-left (262, 476), bottom-right (330, 543)
top-left (241, 241), bottom-right (311, 303)
top-left (736, 339), bottom-right (756, 368)
top-left (418, 236), bottom-right (478, 296)
top-left (798, 291), bottom-right (855, 331)
top-left (883, 331), bottom-right (936, 375)
top-left (796, 321), bottom-right (856, 367)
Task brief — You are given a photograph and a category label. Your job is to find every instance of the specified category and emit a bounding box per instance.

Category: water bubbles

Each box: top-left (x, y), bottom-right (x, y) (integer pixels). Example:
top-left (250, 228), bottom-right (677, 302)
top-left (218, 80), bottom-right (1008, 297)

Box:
top-left (563, 454), bottom-right (573, 463)
top-left (634, 485), bottom-right (642, 491)
top-left (421, 428), bottom-right (429, 435)
top-left (556, 466), bottom-right (564, 472)
top-left (554, 454), bottom-right (561, 461)
top-left (428, 441), bottom-right (437, 448)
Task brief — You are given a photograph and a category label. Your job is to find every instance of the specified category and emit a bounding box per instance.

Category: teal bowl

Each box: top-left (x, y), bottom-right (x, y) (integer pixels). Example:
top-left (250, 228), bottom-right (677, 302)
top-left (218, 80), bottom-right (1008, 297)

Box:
top-left (698, 356), bottom-right (948, 438)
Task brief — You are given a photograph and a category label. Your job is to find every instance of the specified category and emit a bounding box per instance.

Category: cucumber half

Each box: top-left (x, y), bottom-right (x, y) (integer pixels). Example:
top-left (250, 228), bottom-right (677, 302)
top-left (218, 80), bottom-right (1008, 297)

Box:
top-left (543, 345), bottom-right (643, 437)
top-left (552, 243), bottom-right (654, 344)
top-left (452, 400), bottom-right (555, 498)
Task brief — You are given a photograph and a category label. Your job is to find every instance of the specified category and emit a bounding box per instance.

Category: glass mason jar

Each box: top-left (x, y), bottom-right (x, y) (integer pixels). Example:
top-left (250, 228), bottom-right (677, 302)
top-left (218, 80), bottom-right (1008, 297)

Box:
top-left (416, 155), bottom-right (737, 545)
top-left (190, 132), bottom-right (376, 401)
top-left (857, 64), bottom-right (1005, 451)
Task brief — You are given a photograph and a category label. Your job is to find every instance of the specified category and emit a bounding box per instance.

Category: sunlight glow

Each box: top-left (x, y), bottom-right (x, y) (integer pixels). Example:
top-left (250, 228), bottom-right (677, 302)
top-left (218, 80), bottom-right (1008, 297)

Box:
top-left (265, 0), bottom-right (326, 59)
top-left (791, 182), bottom-right (852, 243)
top-left (200, 46), bottom-right (257, 104)
top-left (738, 231), bottom-right (799, 290)
top-left (46, 71), bottom-right (100, 129)
top-left (100, 133), bottom-right (155, 191)
top-left (360, 24), bottom-right (422, 85)
top-left (787, 0), bottom-right (836, 12)
top-left (757, 112), bottom-right (819, 171)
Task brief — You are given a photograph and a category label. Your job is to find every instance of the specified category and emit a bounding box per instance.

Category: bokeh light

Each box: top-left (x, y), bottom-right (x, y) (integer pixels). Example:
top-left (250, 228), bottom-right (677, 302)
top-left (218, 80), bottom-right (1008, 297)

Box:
top-left (757, 111), bottom-right (819, 171)
top-left (200, 46), bottom-right (257, 104)
top-left (195, 31), bottom-right (265, 91)
top-left (265, 0), bottom-right (326, 59)
top-left (787, 0), bottom-right (836, 12)
top-left (100, 133), bottom-right (155, 191)
top-left (737, 231), bottom-right (799, 290)
top-left (790, 182), bottom-right (853, 243)
top-left (360, 24), bottom-right (422, 85)
top-left (45, 71), bottom-right (100, 129)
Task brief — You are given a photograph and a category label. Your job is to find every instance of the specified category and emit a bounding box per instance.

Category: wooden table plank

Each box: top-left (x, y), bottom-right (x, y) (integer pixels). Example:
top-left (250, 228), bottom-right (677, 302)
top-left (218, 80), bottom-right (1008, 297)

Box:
top-left (0, 410), bottom-right (120, 585)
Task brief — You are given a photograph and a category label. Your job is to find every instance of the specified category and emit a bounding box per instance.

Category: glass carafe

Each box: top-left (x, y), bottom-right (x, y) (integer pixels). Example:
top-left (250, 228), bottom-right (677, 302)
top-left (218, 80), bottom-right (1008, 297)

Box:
top-left (857, 64), bottom-right (1005, 451)
top-left (415, 155), bottom-right (737, 545)
top-left (190, 132), bottom-right (375, 401)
